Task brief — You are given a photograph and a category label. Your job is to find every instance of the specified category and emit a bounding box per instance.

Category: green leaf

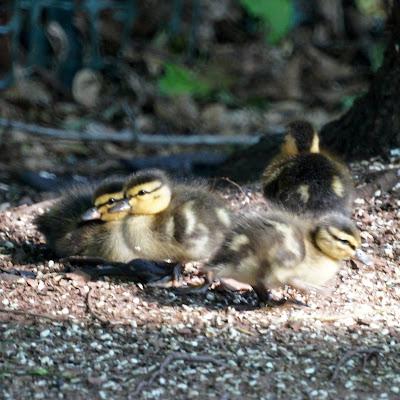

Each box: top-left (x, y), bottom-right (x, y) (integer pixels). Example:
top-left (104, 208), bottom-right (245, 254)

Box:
top-left (369, 42), bottom-right (385, 72)
top-left (240, 0), bottom-right (293, 43)
top-left (340, 94), bottom-right (361, 111)
top-left (27, 368), bottom-right (50, 376)
top-left (158, 62), bottom-right (212, 97)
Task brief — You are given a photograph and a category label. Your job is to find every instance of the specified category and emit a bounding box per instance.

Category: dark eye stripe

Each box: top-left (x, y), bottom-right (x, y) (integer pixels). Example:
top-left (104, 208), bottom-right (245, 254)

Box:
top-left (330, 234), bottom-right (356, 250)
top-left (97, 198), bottom-right (117, 207)
top-left (133, 185), bottom-right (163, 198)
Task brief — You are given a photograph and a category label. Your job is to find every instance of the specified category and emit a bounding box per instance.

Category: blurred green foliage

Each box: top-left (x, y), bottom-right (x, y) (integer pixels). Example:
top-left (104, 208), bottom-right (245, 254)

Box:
top-left (158, 62), bottom-right (235, 99)
top-left (158, 62), bottom-right (213, 97)
top-left (355, 0), bottom-right (385, 17)
top-left (340, 94), bottom-right (362, 111)
top-left (239, 0), bottom-right (294, 43)
top-left (369, 42), bottom-right (386, 72)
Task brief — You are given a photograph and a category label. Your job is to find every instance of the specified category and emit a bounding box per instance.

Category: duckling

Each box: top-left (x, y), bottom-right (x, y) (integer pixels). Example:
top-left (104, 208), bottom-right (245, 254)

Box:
top-left (108, 169), bottom-right (234, 263)
top-left (194, 211), bottom-right (372, 304)
top-left (35, 177), bottom-right (132, 259)
top-left (262, 120), bottom-right (354, 217)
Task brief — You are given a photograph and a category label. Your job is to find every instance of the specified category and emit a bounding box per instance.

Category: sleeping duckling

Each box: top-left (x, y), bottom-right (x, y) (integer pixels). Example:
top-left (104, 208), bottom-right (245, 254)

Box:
top-left (108, 169), bottom-right (234, 263)
top-left (196, 211), bottom-right (372, 304)
top-left (35, 177), bottom-right (133, 259)
top-left (262, 120), bottom-right (354, 217)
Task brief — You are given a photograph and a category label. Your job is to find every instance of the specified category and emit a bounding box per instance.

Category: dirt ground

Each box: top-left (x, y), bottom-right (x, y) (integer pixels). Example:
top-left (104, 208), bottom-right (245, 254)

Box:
top-left (0, 3), bottom-right (398, 397)
top-left (0, 152), bottom-right (399, 400)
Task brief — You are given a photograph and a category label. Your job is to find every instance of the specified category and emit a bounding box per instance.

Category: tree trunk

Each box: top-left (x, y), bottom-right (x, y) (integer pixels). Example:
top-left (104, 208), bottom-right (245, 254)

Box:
top-left (320, 0), bottom-right (400, 160)
top-left (217, 1), bottom-right (400, 182)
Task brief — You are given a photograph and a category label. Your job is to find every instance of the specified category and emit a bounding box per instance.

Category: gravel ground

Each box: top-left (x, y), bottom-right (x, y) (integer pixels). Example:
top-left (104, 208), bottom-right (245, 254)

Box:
top-left (0, 156), bottom-right (400, 400)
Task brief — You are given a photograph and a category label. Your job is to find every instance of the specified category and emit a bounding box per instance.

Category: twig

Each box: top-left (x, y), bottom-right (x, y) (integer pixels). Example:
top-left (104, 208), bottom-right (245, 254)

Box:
top-left (331, 347), bottom-right (380, 382)
top-left (0, 307), bottom-right (63, 322)
top-left (356, 168), bottom-right (400, 198)
top-left (87, 287), bottom-right (110, 325)
top-left (0, 117), bottom-right (260, 146)
top-left (221, 177), bottom-right (250, 201)
top-left (2, 200), bottom-right (56, 218)
top-left (131, 352), bottom-right (225, 398)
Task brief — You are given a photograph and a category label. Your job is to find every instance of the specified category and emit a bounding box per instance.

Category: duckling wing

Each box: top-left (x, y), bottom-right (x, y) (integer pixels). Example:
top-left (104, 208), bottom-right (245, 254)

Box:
top-left (267, 154), bottom-right (354, 216)
top-left (205, 213), bottom-right (306, 288)
top-left (159, 187), bottom-right (233, 261)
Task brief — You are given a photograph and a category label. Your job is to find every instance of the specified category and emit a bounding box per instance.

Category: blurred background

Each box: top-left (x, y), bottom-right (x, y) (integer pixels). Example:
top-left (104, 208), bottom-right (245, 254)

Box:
top-left (0, 0), bottom-right (387, 206)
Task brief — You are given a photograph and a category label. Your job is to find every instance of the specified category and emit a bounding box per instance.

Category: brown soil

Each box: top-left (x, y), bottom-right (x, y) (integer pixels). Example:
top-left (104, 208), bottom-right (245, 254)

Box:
top-left (1, 156), bottom-right (399, 400)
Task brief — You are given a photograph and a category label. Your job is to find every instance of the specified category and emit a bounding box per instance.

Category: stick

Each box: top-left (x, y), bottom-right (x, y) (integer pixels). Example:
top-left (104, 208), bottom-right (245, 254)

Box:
top-left (131, 352), bottom-right (225, 398)
top-left (0, 307), bottom-right (63, 322)
top-left (1, 200), bottom-right (56, 218)
top-left (356, 168), bottom-right (400, 198)
top-left (331, 347), bottom-right (380, 382)
top-left (0, 118), bottom-right (260, 146)
top-left (221, 177), bottom-right (250, 201)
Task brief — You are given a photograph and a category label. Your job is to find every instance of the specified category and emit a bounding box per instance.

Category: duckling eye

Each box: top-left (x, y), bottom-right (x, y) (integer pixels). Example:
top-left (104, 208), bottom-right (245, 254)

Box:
top-left (107, 198), bottom-right (116, 205)
top-left (137, 190), bottom-right (148, 196)
top-left (340, 239), bottom-right (350, 246)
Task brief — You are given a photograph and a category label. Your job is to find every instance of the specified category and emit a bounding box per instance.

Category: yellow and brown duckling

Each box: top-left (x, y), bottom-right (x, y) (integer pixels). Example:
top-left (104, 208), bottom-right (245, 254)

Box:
top-left (108, 169), bottom-right (234, 263)
top-left (35, 177), bottom-right (133, 260)
top-left (193, 211), bottom-right (372, 305)
top-left (262, 120), bottom-right (355, 217)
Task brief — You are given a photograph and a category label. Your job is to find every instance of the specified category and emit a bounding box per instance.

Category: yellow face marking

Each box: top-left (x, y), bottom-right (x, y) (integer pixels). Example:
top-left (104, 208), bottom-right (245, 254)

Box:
top-left (310, 133), bottom-right (320, 153)
top-left (281, 135), bottom-right (298, 156)
top-left (94, 191), bottom-right (126, 221)
top-left (125, 180), bottom-right (171, 215)
top-left (126, 180), bottom-right (163, 197)
top-left (331, 176), bottom-right (344, 197)
top-left (215, 208), bottom-right (231, 228)
top-left (229, 234), bottom-right (250, 252)
top-left (94, 192), bottom-right (124, 207)
top-left (329, 226), bottom-right (360, 248)
top-left (297, 185), bottom-right (310, 204)
top-left (316, 226), bottom-right (360, 260)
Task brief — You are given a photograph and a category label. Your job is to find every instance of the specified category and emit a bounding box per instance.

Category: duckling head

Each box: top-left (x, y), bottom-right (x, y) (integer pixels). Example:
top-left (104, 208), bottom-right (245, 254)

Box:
top-left (281, 120), bottom-right (320, 156)
top-left (312, 214), bottom-right (372, 265)
top-left (109, 169), bottom-right (172, 215)
top-left (80, 179), bottom-right (126, 222)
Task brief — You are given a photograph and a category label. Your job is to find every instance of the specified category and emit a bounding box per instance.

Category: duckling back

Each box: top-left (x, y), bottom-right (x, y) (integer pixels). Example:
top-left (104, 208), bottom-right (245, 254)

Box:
top-left (203, 211), bottom-right (356, 294)
top-left (263, 152), bottom-right (354, 216)
top-left (204, 212), bottom-right (307, 288)
top-left (35, 184), bottom-right (97, 256)
top-left (120, 179), bottom-right (234, 263)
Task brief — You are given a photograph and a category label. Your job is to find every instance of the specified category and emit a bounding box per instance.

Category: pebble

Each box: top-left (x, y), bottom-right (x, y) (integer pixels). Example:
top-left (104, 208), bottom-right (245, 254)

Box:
top-left (40, 329), bottom-right (51, 338)
top-left (305, 367), bottom-right (316, 374)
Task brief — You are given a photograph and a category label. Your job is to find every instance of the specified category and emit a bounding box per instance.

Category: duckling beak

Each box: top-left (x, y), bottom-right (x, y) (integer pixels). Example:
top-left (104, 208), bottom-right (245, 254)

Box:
top-left (80, 207), bottom-right (101, 221)
top-left (108, 198), bottom-right (131, 213)
top-left (352, 248), bottom-right (373, 266)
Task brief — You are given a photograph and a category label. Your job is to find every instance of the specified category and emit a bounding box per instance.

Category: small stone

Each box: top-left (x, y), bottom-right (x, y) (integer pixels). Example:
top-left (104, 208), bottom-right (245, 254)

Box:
top-left (40, 329), bottom-right (51, 338)
top-left (391, 387), bottom-right (400, 394)
top-left (305, 367), bottom-right (316, 374)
